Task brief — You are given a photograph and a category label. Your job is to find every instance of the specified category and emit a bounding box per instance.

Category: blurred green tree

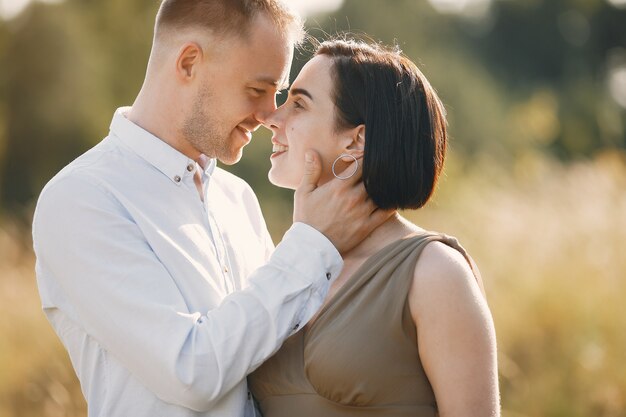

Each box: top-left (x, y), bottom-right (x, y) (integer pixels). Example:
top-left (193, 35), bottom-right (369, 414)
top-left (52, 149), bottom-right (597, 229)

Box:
top-left (0, 0), bottom-right (623, 211)
top-left (0, 0), bottom-right (155, 212)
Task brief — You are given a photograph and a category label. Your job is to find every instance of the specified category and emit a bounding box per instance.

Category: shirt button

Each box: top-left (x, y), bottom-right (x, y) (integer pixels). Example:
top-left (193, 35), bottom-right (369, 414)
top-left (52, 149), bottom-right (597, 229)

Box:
top-left (326, 272), bottom-right (332, 280)
top-left (174, 175), bottom-right (181, 183)
top-left (293, 323), bottom-right (300, 330)
top-left (187, 164), bottom-right (195, 172)
top-left (223, 266), bottom-right (229, 273)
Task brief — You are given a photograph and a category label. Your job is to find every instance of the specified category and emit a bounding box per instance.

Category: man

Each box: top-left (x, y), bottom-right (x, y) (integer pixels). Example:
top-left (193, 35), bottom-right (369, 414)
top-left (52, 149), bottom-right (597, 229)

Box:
top-left (32, 1), bottom-right (388, 416)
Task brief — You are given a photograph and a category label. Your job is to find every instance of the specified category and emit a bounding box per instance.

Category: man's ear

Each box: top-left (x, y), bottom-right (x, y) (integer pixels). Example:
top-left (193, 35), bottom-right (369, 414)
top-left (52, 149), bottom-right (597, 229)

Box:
top-left (176, 42), bottom-right (203, 80)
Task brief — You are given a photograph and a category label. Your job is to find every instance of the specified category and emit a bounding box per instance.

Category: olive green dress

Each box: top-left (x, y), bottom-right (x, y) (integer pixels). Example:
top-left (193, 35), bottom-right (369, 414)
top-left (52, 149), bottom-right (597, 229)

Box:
top-left (248, 232), bottom-right (481, 417)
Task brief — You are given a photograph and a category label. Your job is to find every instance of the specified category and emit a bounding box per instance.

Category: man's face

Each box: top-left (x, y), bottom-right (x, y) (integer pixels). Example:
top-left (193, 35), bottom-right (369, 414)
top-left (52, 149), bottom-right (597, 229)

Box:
top-left (182, 13), bottom-right (294, 165)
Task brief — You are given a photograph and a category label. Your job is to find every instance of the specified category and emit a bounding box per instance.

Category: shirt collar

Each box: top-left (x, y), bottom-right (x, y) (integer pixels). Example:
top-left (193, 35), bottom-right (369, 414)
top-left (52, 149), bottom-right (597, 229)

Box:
top-left (109, 107), bottom-right (216, 185)
top-left (198, 154), bottom-right (217, 179)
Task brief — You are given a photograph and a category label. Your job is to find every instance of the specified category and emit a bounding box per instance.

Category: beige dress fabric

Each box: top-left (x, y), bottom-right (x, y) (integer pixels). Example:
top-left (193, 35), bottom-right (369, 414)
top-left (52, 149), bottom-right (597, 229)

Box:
top-left (249, 232), bottom-right (480, 417)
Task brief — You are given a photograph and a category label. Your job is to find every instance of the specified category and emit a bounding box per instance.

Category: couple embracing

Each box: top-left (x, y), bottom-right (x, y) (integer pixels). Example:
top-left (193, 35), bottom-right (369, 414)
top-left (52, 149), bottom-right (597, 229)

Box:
top-left (33, 1), bottom-right (499, 416)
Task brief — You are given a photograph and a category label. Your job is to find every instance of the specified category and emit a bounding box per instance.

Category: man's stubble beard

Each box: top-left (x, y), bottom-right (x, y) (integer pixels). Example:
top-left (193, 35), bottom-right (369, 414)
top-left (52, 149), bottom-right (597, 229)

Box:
top-left (182, 85), bottom-right (238, 164)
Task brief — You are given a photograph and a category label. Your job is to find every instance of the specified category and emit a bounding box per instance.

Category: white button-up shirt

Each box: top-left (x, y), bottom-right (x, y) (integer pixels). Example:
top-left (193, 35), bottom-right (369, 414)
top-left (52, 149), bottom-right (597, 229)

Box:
top-left (32, 108), bottom-right (343, 417)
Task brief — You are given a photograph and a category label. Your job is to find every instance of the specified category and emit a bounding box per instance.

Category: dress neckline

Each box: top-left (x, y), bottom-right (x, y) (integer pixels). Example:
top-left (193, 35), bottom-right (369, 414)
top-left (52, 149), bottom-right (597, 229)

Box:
top-left (304, 232), bottom-right (431, 335)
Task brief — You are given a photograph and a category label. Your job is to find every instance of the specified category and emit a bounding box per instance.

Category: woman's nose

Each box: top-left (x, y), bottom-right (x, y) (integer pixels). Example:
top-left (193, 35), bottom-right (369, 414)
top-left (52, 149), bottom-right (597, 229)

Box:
top-left (261, 105), bottom-right (284, 131)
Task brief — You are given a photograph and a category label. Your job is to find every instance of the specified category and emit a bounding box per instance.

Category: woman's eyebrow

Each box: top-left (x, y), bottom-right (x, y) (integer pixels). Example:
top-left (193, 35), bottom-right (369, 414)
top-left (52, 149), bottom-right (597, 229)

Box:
top-left (289, 88), bottom-right (314, 101)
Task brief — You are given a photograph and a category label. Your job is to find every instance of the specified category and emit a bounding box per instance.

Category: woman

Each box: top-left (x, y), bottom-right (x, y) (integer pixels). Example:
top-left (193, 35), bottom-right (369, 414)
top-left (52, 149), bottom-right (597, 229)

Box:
top-left (248, 38), bottom-right (500, 417)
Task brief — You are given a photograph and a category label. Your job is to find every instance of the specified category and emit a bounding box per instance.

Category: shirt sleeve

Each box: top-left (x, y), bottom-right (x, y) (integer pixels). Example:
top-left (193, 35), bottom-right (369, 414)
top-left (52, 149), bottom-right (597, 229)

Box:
top-left (33, 173), bottom-right (343, 412)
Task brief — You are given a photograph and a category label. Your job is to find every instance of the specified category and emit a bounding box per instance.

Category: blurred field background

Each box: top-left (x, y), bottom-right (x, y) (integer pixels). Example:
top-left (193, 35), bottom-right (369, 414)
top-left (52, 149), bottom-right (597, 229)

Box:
top-left (1, 0), bottom-right (625, 416)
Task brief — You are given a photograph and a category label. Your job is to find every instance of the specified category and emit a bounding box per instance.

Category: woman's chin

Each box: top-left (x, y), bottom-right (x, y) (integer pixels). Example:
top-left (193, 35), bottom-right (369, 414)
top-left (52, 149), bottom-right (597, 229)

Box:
top-left (268, 171), bottom-right (297, 190)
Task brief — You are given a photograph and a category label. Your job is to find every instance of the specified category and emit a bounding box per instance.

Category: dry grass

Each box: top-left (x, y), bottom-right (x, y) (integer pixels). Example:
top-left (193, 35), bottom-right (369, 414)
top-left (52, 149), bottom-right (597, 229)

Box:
top-left (406, 151), bottom-right (626, 417)
top-left (0, 223), bottom-right (85, 417)
top-left (1, 153), bottom-right (624, 417)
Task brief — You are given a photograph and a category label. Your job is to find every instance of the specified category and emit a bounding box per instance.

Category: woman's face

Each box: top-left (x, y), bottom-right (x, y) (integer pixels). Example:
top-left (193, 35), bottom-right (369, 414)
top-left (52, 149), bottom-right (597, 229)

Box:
top-left (265, 55), bottom-right (359, 189)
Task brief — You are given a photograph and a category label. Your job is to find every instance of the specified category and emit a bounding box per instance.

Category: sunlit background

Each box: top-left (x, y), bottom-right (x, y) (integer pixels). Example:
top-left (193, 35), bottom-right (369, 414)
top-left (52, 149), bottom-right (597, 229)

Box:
top-left (1, 0), bottom-right (625, 416)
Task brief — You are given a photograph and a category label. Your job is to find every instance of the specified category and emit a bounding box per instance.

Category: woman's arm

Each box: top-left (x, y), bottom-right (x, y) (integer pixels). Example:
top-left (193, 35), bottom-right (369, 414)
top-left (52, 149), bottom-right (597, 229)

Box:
top-left (408, 241), bottom-right (500, 417)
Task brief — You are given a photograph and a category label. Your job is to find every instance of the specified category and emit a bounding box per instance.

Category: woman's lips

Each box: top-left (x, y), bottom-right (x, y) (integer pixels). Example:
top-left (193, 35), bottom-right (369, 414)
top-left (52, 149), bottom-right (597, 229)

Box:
top-left (272, 143), bottom-right (288, 153)
top-left (270, 142), bottom-right (288, 159)
top-left (270, 144), bottom-right (289, 159)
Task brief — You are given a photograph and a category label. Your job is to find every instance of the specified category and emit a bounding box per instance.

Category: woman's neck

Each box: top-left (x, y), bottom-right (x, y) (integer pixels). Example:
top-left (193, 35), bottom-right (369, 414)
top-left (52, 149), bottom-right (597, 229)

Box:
top-left (343, 212), bottom-right (423, 260)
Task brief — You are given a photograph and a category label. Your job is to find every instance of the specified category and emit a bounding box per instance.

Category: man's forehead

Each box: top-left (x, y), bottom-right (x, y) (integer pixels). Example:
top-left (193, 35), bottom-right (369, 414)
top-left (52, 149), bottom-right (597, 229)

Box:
top-left (239, 27), bottom-right (294, 90)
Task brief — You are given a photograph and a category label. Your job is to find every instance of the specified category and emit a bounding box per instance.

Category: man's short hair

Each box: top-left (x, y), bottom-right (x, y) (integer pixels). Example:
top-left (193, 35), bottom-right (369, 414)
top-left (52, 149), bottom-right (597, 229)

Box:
top-left (155, 0), bottom-right (304, 43)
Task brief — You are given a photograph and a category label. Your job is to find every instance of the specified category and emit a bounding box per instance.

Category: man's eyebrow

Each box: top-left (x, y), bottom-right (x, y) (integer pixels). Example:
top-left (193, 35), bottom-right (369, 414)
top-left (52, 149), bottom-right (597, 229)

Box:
top-left (289, 88), bottom-right (313, 101)
top-left (255, 77), bottom-right (289, 94)
top-left (255, 77), bottom-right (288, 90)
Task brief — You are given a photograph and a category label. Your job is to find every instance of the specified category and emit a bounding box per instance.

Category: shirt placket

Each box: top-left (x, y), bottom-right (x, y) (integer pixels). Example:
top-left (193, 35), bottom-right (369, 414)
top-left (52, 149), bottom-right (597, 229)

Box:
top-left (201, 173), bottom-right (236, 295)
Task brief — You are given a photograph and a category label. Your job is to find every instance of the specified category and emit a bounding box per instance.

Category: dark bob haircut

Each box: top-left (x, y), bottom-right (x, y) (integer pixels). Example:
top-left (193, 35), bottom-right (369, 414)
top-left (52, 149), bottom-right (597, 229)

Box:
top-left (316, 39), bottom-right (448, 210)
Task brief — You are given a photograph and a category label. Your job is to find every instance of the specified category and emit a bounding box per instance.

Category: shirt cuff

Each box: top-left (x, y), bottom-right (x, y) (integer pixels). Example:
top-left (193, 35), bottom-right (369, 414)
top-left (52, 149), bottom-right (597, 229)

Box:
top-left (284, 222), bottom-right (343, 283)
top-left (267, 222), bottom-right (344, 334)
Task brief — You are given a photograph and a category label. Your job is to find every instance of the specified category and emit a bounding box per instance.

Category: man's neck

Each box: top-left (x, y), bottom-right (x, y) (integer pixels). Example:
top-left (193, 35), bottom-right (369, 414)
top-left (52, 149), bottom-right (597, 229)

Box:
top-left (126, 96), bottom-right (202, 162)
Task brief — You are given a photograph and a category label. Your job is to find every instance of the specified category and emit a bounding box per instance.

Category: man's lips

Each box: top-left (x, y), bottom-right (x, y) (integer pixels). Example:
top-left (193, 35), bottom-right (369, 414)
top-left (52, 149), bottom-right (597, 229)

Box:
top-left (236, 126), bottom-right (252, 141)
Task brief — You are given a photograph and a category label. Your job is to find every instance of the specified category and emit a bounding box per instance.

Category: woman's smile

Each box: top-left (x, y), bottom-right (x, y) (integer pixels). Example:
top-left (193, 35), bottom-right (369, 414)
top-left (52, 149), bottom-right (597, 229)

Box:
top-left (271, 140), bottom-right (289, 158)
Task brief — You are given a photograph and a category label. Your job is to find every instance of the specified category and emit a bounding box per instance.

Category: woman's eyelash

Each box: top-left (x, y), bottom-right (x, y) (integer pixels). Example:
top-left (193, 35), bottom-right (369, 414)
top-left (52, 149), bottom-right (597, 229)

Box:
top-left (293, 100), bottom-right (303, 109)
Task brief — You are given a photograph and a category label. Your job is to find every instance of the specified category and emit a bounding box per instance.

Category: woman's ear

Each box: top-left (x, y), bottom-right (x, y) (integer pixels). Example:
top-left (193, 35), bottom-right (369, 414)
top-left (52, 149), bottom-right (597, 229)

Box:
top-left (345, 124), bottom-right (365, 155)
top-left (355, 125), bottom-right (366, 148)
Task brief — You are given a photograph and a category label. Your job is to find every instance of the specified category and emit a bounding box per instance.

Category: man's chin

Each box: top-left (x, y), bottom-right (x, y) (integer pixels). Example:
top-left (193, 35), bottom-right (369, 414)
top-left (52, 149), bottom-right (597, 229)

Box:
top-left (216, 150), bottom-right (243, 166)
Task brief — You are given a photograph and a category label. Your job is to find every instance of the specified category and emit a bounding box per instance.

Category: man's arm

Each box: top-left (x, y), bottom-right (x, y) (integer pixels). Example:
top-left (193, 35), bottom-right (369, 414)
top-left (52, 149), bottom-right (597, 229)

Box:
top-left (33, 173), bottom-right (342, 412)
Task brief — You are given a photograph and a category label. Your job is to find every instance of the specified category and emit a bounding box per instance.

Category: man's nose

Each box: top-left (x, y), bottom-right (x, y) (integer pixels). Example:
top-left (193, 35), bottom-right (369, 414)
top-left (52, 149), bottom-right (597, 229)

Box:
top-left (260, 104), bottom-right (284, 133)
top-left (255, 95), bottom-right (278, 125)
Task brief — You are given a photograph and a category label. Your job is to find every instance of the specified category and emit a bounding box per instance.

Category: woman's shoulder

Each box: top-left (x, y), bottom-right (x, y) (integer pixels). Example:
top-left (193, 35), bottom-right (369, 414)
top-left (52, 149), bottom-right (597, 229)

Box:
top-left (414, 238), bottom-right (476, 285)
top-left (404, 227), bottom-right (483, 289)
top-left (408, 235), bottom-right (486, 324)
